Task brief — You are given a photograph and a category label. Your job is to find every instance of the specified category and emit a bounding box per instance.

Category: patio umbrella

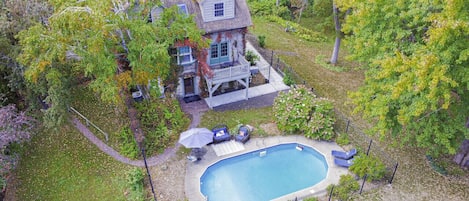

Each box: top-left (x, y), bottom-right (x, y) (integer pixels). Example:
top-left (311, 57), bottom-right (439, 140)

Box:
top-left (178, 128), bottom-right (213, 148)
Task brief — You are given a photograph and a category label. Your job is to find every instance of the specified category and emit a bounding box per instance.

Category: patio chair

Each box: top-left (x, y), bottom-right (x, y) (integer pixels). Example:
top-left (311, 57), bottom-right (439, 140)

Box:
top-left (235, 125), bottom-right (251, 144)
top-left (331, 148), bottom-right (357, 160)
top-left (334, 158), bottom-right (354, 168)
top-left (212, 124), bottom-right (231, 144)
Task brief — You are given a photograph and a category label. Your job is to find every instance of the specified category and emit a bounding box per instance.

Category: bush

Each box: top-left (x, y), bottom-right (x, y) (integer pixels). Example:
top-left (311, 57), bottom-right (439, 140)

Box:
top-left (248, 0), bottom-right (292, 20)
top-left (126, 168), bottom-right (145, 201)
top-left (282, 71), bottom-right (295, 86)
top-left (265, 15), bottom-right (327, 42)
top-left (350, 154), bottom-right (387, 181)
top-left (258, 35), bottom-right (266, 48)
top-left (245, 50), bottom-right (260, 66)
top-left (303, 197), bottom-right (318, 201)
top-left (327, 174), bottom-right (359, 201)
top-left (136, 97), bottom-right (190, 155)
top-left (336, 133), bottom-right (350, 146)
top-left (273, 85), bottom-right (335, 140)
top-left (119, 126), bottom-right (140, 159)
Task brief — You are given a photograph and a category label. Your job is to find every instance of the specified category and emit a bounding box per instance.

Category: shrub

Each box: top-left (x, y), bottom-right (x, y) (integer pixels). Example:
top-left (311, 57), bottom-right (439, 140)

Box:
top-left (119, 126), bottom-right (140, 159)
top-left (303, 197), bottom-right (318, 201)
top-left (336, 133), bottom-right (350, 146)
top-left (327, 174), bottom-right (359, 201)
top-left (245, 50), bottom-right (260, 66)
top-left (136, 97), bottom-right (190, 155)
top-left (258, 35), bottom-right (266, 48)
top-left (282, 71), bottom-right (295, 86)
top-left (265, 15), bottom-right (327, 42)
top-left (350, 154), bottom-right (387, 181)
top-left (273, 85), bottom-right (335, 140)
top-left (248, 0), bottom-right (292, 20)
top-left (126, 168), bottom-right (145, 201)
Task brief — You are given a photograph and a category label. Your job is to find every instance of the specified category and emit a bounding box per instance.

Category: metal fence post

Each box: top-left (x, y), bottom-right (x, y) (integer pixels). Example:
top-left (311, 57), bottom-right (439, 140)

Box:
top-left (345, 120), bottom-right (350, 133)
top-left (141, 146), bottom-right (157, 201)
top-left (366, 139), bottom-right (373, 156)
top-left (389, 162), bottom-right (399, 184)
top-left (359, 174), bottom-right (367, 194)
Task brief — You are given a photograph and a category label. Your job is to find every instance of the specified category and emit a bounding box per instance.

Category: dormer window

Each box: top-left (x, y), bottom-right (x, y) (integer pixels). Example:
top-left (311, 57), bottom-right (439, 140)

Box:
top-left (214, 3), bottom-right (224, 17)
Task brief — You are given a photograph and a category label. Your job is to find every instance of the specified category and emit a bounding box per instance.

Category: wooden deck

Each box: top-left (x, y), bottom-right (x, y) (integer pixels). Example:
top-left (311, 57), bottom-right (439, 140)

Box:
top-left (211, 140), bottom-right (245, 156)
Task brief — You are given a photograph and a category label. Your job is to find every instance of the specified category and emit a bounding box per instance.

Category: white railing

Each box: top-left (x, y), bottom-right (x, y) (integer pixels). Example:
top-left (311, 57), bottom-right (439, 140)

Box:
top-left (69, 106), bottom-right (109, 141)
top-left (210, 56), bottom-right (250, 83)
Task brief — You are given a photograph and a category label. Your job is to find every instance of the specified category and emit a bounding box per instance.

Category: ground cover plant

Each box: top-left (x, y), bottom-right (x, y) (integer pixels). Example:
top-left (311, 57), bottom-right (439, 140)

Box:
top-left (12, 123), bottom-right (130, 200)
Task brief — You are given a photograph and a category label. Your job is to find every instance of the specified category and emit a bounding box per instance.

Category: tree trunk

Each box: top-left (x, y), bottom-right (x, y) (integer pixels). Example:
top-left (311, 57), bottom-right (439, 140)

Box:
top-left (454, 139), bottom-right (469, 169)
top-left (330, 4), bottom-right (341, 65)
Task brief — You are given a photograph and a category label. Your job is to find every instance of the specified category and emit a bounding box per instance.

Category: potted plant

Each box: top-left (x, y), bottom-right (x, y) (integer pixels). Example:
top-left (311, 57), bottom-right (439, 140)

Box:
top-left (245, 50), bottom-right (260, 66)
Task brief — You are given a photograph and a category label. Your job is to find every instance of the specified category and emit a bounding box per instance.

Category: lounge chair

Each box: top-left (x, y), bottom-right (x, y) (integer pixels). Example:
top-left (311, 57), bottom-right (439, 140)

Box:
top-left (212, 124), bottom-right (231, 144)
top-left (235, 125), bottom-right (251, 144)
top-left (334, 158), bottom-right (354, 168)
top-left (331, 148), bottom-right (357, 160)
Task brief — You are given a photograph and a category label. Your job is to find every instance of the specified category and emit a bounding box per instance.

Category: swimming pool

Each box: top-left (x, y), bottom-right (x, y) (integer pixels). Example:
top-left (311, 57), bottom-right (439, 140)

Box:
top-left (200, 143), bottom-right (328, 201)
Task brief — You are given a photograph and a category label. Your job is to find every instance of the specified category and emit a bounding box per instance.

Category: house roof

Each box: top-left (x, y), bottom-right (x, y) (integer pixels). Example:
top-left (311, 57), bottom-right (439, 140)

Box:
top-left (161, 0), bottom-right (252, 34)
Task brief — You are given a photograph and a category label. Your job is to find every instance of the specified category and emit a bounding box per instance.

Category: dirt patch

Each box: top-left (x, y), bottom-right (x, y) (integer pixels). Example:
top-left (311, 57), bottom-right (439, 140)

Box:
top-left (149, 155), bottom-right (187, 201)
top-left (260, 123), bottom-right (282, 135)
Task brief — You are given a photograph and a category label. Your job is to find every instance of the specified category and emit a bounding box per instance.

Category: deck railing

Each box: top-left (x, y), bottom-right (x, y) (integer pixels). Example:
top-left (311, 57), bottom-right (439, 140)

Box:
top-left (208, 55), bottom-right (250, 84)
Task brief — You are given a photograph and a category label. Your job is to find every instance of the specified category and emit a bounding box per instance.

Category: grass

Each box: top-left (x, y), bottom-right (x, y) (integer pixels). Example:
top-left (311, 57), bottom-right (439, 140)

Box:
top-left (13, 123), bottom-right (131, 201)
top-left (249, 17), bottom-right (365, 117)
top-left (200, 107), bottom-right (274, 137)
top-left (70, 86), bottom-right (130, 154)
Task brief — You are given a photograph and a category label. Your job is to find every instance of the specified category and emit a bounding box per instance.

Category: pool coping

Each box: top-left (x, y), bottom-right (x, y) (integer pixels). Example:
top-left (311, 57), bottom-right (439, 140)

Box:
top-left (184, 135), bottom-right (350, 201)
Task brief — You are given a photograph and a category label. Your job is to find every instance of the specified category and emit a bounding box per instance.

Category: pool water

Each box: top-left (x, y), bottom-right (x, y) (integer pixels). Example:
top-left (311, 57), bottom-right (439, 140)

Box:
top-left (200, 143), bottom-right (328, 201)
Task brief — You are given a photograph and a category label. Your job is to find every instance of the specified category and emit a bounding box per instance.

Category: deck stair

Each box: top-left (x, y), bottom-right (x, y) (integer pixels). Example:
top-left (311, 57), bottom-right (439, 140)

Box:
top-left (211, 140), bottom-right (245, 156)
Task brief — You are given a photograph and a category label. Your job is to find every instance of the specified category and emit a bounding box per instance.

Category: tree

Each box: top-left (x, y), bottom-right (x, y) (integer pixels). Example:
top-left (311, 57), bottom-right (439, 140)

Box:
top-left (0, 104), bottom-right (36, 190)
top-left (17, 0), bottom-right (207, 128)
top-left (339, 0), bottom-right (469, 155)
top-left (0, 0), bottom-right (52, 106)
top-left (330, 3), bottom-right (341, 65)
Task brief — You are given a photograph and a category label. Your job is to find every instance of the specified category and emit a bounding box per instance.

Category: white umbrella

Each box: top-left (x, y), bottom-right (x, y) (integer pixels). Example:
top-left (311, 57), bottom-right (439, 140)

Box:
top-left (178, 128), bottom-right (213, 148)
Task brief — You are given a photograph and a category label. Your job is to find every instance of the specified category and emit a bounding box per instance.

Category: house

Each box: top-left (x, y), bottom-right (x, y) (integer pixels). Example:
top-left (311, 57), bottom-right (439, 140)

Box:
top-left (153, 0), bottom-right (253, 108)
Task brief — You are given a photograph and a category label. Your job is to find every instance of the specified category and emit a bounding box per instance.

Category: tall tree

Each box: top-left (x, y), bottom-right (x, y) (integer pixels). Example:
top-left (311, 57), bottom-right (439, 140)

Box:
top-left (339, 0), bottom-right (469, 155)
top-left (0, 104), bottom-right (36, 190)
top-left (330, 3), bottom-right (341, 65)
top-left (17, 0), bottom-right (207, 128)
top-left (0, 0), bottom-right (52, 106)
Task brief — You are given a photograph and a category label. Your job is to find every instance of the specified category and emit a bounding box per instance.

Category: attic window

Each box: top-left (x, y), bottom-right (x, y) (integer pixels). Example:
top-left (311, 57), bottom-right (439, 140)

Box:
top-left (178, 4), bottom-right (188, 15)
top-left (214, 3), bottom-right (224, 17)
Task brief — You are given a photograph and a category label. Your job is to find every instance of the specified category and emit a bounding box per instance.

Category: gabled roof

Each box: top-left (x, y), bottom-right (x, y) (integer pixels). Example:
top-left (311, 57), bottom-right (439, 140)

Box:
top-left (161, 0), bottom-right (252, 34)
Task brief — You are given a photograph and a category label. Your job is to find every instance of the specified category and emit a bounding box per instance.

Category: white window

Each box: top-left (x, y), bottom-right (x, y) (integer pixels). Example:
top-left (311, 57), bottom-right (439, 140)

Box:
top-left (177, 4), bottom-right (188, 16)
top-left (177, 46), bottom-right (194, 65)
top-left (214, 3), bottom-right (224, 17)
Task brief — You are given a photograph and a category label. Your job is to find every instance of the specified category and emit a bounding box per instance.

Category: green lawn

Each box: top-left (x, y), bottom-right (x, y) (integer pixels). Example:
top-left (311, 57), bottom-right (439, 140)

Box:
top-left (13, 123), bottom-right (131, 201)
top-left (70, 87), bottom-right (130, 154)
top-left (249, 17), bottom-right (365, 117)
top-left (200, 107), bottom-right (274, 136)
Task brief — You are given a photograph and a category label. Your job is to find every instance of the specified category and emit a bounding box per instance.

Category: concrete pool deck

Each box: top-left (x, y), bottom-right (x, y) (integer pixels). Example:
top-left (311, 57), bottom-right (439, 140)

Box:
top-left (184, 135), bottom-right (350, 201)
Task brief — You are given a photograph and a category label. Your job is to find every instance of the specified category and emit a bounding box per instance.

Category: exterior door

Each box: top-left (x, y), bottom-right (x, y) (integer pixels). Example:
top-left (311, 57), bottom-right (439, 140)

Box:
top-left (184, 76), bottom-right (195, 96)
top-left (209, 42), bottom-right (229, 65)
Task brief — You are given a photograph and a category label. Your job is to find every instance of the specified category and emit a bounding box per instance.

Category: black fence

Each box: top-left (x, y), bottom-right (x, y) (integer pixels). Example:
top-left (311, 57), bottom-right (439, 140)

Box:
top-left (247, 33), bottom-right (398, 198)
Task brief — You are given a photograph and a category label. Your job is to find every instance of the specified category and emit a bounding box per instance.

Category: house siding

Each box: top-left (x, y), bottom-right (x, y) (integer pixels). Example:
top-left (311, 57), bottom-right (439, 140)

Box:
top-left (201, 0), bottom-right (235, 22)
top-left (206, 29), bottom-right (245, 66)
